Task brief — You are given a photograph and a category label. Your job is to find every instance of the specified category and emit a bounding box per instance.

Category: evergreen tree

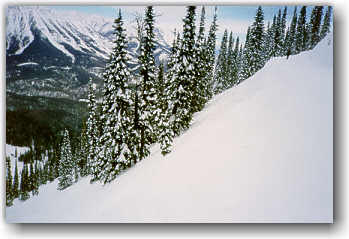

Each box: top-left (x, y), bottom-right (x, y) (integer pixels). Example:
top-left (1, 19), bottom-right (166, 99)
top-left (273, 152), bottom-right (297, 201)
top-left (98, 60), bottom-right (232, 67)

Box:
top-left (205, 6), bottom-right (218, 100)
top-left (167, 6), bottom-right (197, 136)
top-left (58, 129), bottom-right (74, 190)
top-left (79, 120), bottom-right (89, 177)
top-left (192, 6), bottom-right (208, 112)
top-left (13, 159), bottom-right (19, 199)
top-left (249, 6), bottom-right (265, 73)
top-left (226, 31), bottom-right (235, 88)
top-left (6, 157), bottom-right (13, 206)
top-left (309, 6), bottom-right (324, 49)
top-left (231, 36), bottom-right (240, 85)
top-left (32, 161), bottom-right (39, 196)
top-left (280, 6), bottom-right (288, 55)
top-left (285, 7), bottom-right (298, 56)
top-left (239, 26), bottom-right (252, 81)
top-left (96, 9), bottom-right (135, 184)
top-left (137, 6), bottom-right (158, 159)
top-left (273, 9), bottom-right (283, 56)
top-left (295, 6), bottom-right (307, 52)
top-left (214, 29), bottom-right (229, 94)
top-left (320, 6), bottom-right (332, 39)
top-left (19, 164), bottom-right (30, 201)
top-left (86, 78), bottom-right (100, 179)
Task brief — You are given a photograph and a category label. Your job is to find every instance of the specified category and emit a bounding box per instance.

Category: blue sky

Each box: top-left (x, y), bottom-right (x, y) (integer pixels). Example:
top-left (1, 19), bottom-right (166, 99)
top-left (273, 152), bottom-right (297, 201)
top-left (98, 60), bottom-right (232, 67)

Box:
top-left (49, 5), bottom-right (312, 44)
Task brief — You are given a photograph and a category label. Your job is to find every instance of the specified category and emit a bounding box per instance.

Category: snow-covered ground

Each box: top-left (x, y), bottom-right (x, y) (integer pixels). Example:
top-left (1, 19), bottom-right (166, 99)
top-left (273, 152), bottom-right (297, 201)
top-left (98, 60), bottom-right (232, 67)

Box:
top-left (6, 34), bottom-right (333, 223)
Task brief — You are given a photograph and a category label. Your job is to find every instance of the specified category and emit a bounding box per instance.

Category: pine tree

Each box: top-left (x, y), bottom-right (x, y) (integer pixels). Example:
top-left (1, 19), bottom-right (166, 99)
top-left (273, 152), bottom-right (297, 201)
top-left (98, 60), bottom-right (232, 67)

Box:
top-left (32, 161), bottom-right (39, 196)
top-left (249, 6), bottom-right (265, 73)
top-left (79, 120), bottom-right (89, 177)
top-left (13, 159), bottom-right (19, 199)
top-left (295, 6), bottom-right (307, 52)
top-left (19, 164), bottom-right (30, 201)
top-left (58, 129), bottom-right (74, 190)
top-left (280, 6), bottom-right (288, 55)
top-left (157, 62), bottom-right (174, 156)
top-left (6, 157), bottom-right (13, 206)
top-left (320, 6), bottom-right (332, 40)
top-left (192, 6), bottom-right (208, 112)
top-left (226, 31), bottom-right (235, 88)
top-left (309, 6), bottom-right (324, 49)
top-left (285, 7), bottom-right (298, 56)
top-left (214, 29), bottom-right (228, 94)
top-left (239, 26), bottom-right (252, 81)
top-left (168, 6), bottom-right (197, 136)
top-left (96, 9), bottom-right (135, 183)
top-left (205, 6), bottom-right (218, 100)
top-left (86, 78), bottom-right (100, 179)
top-left (137, 6), bottom-right (158, 159)
top-left (273, 9), bottom-right (283, 56)
top-left (231, 36), bottom-right (240, 85)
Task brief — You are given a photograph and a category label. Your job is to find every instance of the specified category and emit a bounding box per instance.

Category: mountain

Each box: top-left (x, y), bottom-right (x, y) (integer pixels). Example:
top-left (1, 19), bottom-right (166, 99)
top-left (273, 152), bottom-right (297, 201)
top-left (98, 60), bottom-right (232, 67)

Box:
top-left (6, 33), bottom-right (333, 223)
top-left (6, 6), bottom-right (171, 100)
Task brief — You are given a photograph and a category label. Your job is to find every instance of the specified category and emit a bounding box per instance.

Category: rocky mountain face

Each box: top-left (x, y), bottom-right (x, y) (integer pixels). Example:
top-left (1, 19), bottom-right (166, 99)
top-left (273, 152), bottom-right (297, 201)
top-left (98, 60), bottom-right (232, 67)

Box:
top-left (6, 6), bottom-right (171, 100)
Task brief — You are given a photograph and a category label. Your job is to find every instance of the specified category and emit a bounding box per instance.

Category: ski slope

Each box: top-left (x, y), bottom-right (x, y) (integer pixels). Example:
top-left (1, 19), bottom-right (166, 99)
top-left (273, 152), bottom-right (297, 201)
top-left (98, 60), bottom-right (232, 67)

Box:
top-left (6, 34), bottom-right (333, 223)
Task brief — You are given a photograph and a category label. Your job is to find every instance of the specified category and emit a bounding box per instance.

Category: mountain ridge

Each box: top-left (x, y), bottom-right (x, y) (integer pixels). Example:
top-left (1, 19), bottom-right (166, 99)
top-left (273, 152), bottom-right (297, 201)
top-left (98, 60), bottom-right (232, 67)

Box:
top-left (6, 6), bottom-right (171, 100)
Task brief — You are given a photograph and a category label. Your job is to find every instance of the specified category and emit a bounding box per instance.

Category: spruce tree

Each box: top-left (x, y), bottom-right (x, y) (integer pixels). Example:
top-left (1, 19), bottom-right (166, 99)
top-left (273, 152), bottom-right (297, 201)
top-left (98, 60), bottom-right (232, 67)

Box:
top-left (86, 78), bottom-right (99, 179)
top-left (192, 6), bottom-right (208, 112)
top-left (96, 9), bottom-right (135, 183)
top-left (58, 129), bottom-right (74, 190)
top-left (309, 6), bottom-right (324, 49)
top-left (320, 6), bottom-right (332, 39)
top-left (239, 26), bottom-right (252, 81)
top-left (13, 159), bottom-right (19, 199)
top-left (273, 9), bottom-right (283, 56)
top-left (19, 164), bottom-right (30, 201)
top-left (6, 157), bottom-right (13, 206)
top-left (249, 6), bottom-right (265, 73)
top-left (231, 36), bottom-right (240, 85)
top-left (285, 7), bottom-right (298, 56)
top-left (205, 6), bottom-right (218, 100)
top-left (214, 29), bottom-right (228, 94)
top-left (295, 6), bottom-right (307, 52)
top-left (280, 6), bottom-right (288, 55)
top-left (137, 6), bottom-right (158, 159)
top-left (32, 161), bottom-right (39, 196)
top-left (226, 31), bottom-right (235, 88)
top-left (168, 6), bottom-right (197, 136)
top-left (79, 120), bottom-right (89, 177)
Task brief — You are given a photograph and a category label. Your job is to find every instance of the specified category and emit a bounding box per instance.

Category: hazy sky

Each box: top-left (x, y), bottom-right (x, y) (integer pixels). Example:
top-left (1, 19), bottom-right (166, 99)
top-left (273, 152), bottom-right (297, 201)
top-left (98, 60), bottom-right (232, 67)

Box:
top-left (49, 5), bottom-right (308, 44)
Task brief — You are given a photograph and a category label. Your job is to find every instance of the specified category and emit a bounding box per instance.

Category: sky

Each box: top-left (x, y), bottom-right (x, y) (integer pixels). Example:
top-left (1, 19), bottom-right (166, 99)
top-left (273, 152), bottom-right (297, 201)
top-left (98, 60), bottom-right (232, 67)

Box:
top-left (48, 5), bottom-right (306, 44)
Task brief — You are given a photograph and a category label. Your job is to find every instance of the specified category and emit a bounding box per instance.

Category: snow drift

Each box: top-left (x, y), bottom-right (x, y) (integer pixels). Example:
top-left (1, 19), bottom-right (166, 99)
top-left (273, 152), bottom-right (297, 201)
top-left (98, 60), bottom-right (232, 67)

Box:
top-left (6, 34), bottom-right (333, 223)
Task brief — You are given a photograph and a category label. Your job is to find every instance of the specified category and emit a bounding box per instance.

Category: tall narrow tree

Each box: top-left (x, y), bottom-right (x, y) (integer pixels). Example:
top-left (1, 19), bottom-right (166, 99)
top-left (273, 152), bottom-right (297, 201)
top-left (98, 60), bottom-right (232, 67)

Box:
top-left (58, 129), bottom-right (74, 190)
top-left (96, 9), bottom-right (134, 183)
top-left (320, 6), bottom-right (332, 39)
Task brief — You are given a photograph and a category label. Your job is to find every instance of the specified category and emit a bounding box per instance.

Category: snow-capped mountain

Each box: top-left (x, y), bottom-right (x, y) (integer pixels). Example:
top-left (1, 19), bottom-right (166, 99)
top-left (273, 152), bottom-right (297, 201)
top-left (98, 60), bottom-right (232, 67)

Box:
top-left (6, 6), bottom-right (171, 99)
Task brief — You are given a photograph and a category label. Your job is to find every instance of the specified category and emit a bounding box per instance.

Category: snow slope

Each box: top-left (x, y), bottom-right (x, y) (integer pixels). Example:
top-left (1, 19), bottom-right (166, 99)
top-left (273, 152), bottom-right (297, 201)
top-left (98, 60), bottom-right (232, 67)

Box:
top-left (6, 34), bottom-right (333, 223)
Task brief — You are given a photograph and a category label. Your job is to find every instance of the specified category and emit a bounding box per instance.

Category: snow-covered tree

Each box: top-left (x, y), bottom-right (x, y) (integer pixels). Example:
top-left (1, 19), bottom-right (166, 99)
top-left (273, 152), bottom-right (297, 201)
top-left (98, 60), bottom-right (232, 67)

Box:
top-left (6, 157), bottom-right (13, 206)
top-left (96, 9), bottom-right (134, 183)
top-left (19, 164), bottom-right (30, 201)
top-left (239, 26), bottom-right (252, 81)
top-left (231, 36), bottom-right (240, 85)
top-left (85, 78), bottom-right (100, 179)
top-left (137, 6), bottom-right (158, 159)
top-left (13, 159), bottom-right (19, 199)
top-left (58, 129), bottom-right (74, 190)
top-left (285, 7), bottom-right (298, 56)
top-left (192, 6), bottom-right (208, 112)
top-left (309, 6), bottom-right (324, 49)
top-left (205, 6), bottom-right (218, 100)
top-left (167, 6), bottom-right (197, 136)
top-left (280, 6), bottom-right (288, 55)
top-left (249, 6), bottom-right (265, 74)
top-left (214, 29), bottom-right (229, 94)
top-left (295, 6), bottom-right (308, 53)
top-left (320, 6), bottom-right (332, 40)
